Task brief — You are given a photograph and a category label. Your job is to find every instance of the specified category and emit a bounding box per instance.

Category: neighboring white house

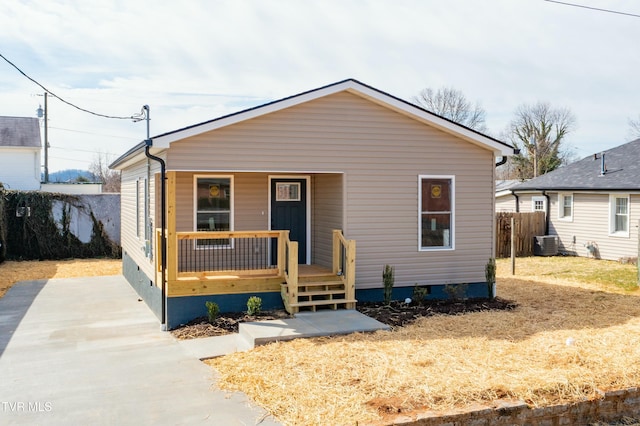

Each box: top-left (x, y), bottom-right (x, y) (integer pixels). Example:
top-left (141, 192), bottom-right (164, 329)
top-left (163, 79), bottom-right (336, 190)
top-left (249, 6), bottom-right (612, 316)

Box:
top-left (510, 139), bottom-right (640, 261)
top-left (0, 116), bottom-right (41, 190)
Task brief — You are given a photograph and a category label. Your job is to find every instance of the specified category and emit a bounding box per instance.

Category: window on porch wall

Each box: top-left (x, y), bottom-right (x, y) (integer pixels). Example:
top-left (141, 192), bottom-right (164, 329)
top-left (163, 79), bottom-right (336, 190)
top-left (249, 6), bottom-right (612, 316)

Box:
top-left (194, 176), bottom-right (233, 247)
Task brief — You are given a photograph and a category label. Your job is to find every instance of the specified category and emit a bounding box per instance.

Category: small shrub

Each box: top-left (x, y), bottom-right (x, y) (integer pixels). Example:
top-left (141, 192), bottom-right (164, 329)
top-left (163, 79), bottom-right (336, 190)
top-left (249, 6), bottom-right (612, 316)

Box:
top-left (444, 283), bottom-right (468, 301)
top-left (485, 258), bottom-right (496, 298)
top-left (412, 284), bottom-right (429, 303)
top-left (205, 301), bottom-right (220, 323)
top-left (382, 264), bottom-right (394, 305)
top-left (247, 296), bottom-right (262, 316)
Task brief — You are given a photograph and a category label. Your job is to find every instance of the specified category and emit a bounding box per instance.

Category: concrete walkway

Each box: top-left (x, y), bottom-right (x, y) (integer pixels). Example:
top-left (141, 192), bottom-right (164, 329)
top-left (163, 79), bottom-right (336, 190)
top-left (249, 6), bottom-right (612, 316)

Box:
top-left (0, 276), bottom-right (280, 425)
top-left (179, 310), bottom-right (391, 360)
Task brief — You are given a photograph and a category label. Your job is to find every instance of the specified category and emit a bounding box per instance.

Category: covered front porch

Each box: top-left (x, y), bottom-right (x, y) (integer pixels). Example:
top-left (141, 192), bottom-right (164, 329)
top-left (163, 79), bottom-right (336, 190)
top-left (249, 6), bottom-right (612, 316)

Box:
top-left (160, 171), bottom-right (355, 315)
top-left (159, 229), bottom-right (356, 313)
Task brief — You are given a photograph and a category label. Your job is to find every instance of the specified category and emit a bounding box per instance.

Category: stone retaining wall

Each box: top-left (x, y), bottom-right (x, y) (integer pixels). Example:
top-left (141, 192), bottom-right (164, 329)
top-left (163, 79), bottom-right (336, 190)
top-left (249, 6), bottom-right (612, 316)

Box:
top-left (380, 387), bottom-right (640, 426)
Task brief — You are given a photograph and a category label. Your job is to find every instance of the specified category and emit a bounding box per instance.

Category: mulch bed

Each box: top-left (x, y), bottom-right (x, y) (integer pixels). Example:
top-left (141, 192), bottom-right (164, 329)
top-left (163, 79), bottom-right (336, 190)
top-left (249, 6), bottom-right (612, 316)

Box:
top-left (170, 297), bottom-right (517, 339)
top-left (357, 297), bottom-right (517, 328)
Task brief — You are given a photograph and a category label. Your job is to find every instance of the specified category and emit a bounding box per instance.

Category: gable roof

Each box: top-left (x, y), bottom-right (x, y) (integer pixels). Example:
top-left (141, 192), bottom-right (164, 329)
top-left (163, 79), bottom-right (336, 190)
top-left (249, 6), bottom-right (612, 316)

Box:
top-left (513, 138), bottom-right (640, 192)
top-left (111, 79), bottom-right (514, 169)
top-left (0, 116), bottom-right (41, 148)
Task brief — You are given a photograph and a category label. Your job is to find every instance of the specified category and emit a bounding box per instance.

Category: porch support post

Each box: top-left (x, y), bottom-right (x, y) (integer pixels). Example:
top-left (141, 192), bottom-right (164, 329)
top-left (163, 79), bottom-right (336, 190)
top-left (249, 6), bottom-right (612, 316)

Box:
top-left (277, 230), bottom-right (289, 276)
top-left (345, 239), bottom-right (356, 309)
top-left (332, 230), bottom-right (340, 274)
top-left (166, 171), bottom-right (177, 285)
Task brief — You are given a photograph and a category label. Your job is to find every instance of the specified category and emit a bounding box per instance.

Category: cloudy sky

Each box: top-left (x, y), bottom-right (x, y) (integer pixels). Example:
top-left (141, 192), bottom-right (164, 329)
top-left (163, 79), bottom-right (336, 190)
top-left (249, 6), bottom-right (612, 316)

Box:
top-left (1, 0), bottom-right (639, 173)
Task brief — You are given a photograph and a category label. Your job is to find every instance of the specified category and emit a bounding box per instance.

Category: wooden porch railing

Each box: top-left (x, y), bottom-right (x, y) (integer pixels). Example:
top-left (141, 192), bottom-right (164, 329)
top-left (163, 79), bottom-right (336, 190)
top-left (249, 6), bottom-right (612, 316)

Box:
top-left (161, 228), bottom-right (355, 308)
top-left (332, 230), bottom-right (356, 309)
top-left (172, 230), bottom-right (288, 278)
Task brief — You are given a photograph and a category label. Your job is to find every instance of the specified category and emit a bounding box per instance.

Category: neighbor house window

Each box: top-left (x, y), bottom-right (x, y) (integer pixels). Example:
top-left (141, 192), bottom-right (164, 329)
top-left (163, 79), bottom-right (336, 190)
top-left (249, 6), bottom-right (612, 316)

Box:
top-left (194, 176), bottom-right (233, 247)
top-left (559, 193), bottom-right (573, 221)
top-left (419, 175), bottom-right (454, 250)
top-left (610, 194), bottom-right (629, 236)
top-left (532, 196), bottom-right (546, 213)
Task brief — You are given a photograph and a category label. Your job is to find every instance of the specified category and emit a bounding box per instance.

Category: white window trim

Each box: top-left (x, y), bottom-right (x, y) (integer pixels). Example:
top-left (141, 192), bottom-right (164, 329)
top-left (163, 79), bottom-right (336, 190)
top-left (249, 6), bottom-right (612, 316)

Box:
top-left (418, 175), bottom-right (455, 252)
top-left (609, 194), bottom-right (630, 238)
top-left (532, 195), bottom-right (546, 213)
top-left (558, 193), bottom-right (573, 222)
top-left (193, 174), bottom-right (235, 249)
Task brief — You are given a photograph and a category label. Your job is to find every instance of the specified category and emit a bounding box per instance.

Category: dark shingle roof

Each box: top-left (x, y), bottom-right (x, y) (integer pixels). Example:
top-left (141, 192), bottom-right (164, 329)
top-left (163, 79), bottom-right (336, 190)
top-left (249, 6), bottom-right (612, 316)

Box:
top-left (0, 116), bottom-right (41, 148)
top-left (513, 138), bottom-right (640, 192)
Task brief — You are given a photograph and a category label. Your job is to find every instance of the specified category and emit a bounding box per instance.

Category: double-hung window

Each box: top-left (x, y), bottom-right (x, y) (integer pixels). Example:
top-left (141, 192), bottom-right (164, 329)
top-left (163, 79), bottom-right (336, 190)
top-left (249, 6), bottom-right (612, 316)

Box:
top-left (558, 193), bottom-right (573, 221)
top-left (610, 194), bottom-right (629, 236)
top-left (195, 176), bottom-right (233, 247)
top-left (419, 175), bottom-right (454, 250)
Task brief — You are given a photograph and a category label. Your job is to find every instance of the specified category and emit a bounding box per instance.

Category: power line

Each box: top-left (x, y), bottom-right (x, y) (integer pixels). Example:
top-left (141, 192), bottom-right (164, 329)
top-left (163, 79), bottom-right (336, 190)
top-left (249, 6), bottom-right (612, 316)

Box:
top-left (0, 52), bottom-right (142, 120)
top-left (49, 126), bottom-right (136, 140)
top-left (544, 0), bottom-right (640, 18)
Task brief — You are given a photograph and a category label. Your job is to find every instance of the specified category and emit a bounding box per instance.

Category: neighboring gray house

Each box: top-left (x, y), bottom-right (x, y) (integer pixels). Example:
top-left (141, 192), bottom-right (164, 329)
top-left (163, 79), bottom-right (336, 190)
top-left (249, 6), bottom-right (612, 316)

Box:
top-left (111, 79), bottom-right (515, 328)
top-left (509, 139), bottom-right (640, 260)
top-left (0, 116), bottom-right (41, 190)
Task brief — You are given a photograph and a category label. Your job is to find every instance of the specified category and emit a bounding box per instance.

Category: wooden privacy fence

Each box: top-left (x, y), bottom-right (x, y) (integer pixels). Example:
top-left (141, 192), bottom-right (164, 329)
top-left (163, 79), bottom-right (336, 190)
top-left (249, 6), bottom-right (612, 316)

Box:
top-left (496, 211), bottom-right (546, 258)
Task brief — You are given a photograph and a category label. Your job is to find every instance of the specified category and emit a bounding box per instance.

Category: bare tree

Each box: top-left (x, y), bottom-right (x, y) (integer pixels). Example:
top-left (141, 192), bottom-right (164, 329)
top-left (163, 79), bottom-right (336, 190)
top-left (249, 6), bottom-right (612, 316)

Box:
top-left (413, 87), bottom-right (487, 132)
top-left (629, 115), bottom-right (640, 139)
top-left (89, 152), bottom-right (121, 193)
top-left (508, 102), bottom-right (576, 180)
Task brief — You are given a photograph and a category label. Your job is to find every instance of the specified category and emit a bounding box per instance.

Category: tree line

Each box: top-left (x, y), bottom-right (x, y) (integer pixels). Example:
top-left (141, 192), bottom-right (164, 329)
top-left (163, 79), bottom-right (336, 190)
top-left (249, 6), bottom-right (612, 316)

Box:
top-left (413, 87), bottom-right (638, 181)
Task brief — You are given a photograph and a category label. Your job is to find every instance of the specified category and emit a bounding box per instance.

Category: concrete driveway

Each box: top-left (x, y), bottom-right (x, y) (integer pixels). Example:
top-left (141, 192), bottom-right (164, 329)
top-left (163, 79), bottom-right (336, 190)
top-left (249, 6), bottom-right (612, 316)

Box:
top-left (0, 275), bottom-right (280, 425)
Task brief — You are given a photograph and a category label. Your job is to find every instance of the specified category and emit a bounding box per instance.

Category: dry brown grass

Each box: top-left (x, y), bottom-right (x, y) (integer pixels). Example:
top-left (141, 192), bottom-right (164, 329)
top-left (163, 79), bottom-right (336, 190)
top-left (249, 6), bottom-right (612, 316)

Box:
top-left (0, 258), bottom-right (121, 298)
top-left (207, 257), bottom-right (640, 426)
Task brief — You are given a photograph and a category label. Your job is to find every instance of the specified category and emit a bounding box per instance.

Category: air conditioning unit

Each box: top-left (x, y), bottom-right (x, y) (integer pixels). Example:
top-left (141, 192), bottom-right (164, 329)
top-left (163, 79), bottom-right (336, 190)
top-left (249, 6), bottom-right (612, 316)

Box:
top-left (534, 236), bottom-right (558, 256)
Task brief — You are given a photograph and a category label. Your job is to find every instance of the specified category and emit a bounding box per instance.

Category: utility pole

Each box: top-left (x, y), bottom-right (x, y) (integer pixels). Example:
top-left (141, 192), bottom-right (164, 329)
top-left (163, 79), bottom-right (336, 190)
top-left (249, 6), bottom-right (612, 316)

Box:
top-left (531, 135), bottom-right (537, 178)
top-left (36, 92), bottom-right (49, 183)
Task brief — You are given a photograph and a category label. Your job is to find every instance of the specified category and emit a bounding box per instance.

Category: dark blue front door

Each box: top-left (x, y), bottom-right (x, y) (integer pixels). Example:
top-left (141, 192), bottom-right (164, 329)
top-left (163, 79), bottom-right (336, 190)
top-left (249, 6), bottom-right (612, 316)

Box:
top-left (271, 178), bottom-right (307, 264)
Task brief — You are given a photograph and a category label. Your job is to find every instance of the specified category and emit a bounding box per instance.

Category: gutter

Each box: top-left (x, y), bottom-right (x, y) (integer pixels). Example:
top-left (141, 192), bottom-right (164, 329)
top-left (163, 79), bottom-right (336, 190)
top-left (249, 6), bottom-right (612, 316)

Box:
top-left (140, 105), bottom-right (168, 331)
top-left (511, 190), bottom-right (520, 213)
top-left (145, 141), bottom-right (167, 330)
top-left (542, 190), bottom-right (550, 235)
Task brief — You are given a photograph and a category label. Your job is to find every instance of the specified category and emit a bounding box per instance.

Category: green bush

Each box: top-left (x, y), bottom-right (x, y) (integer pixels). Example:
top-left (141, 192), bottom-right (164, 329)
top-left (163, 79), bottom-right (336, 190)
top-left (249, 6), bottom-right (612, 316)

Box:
top-left (205, 301), bottom-right (220, 323)
top-left (444, 283), bottom-right (468, 301)
top-left (382, 264), bottom-right (394, 305)
top-left (247, 296), bottom-right (262, 316)
top-left (412, 284), bottom-right (429, 303)
top-left (485, 258), bottom-right (496, 299)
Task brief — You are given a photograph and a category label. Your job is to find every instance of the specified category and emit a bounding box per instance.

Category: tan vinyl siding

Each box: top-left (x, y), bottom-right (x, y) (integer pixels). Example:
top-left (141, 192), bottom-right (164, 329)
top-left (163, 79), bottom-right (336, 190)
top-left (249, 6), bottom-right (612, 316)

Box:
top-left (549, 192), bottom-right (639, 260)
top-left (312, 174), bottom-right (344, 268)
top-left (166, 92), bottom-right (495, 289)
top-left (120, 158), bottom-right (161, 282)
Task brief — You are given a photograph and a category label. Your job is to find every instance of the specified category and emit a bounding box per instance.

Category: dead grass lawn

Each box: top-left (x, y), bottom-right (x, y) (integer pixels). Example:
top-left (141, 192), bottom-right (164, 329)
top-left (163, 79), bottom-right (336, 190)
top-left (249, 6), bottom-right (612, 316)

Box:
top-left (0, 258), bottom-right (121, 298)
top-left (207, 257), bottom-right (640, 426)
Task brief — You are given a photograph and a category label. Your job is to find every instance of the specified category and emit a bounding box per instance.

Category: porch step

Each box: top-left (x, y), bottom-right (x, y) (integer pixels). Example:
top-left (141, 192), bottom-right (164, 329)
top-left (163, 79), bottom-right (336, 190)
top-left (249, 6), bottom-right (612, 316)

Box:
top-left (299, 289), bottom-right (346, 297)
top-left (289, 298), bottom-right (358, 310)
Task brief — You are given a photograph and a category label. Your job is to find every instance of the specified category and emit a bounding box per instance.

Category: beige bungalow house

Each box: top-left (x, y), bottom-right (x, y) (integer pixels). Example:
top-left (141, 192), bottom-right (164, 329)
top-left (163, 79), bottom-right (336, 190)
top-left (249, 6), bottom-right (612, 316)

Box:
top-left (509, 139), bottom-right (640, 260)
top-left (110, 79), bottom-right (515, 329)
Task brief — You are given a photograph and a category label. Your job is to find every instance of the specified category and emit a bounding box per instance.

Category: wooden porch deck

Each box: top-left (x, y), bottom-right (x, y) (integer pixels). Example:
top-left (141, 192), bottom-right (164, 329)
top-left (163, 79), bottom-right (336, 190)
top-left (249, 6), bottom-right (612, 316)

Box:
top-left (161, 223), bottom-right (355, 312)
top-left (167, 264), bottom-right (333, 297)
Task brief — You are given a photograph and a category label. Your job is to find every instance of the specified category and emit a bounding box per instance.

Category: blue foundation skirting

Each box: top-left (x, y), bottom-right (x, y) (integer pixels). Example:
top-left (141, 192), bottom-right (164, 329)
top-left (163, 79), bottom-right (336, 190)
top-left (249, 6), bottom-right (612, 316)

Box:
top-left (167, 292), bottom-right (285, 329)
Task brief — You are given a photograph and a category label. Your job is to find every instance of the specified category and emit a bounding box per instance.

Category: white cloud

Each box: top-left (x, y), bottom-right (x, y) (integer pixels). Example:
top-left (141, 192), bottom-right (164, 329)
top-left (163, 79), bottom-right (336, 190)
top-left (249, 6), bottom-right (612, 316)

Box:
top-left (1, 0), bottom-right (640, 171)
